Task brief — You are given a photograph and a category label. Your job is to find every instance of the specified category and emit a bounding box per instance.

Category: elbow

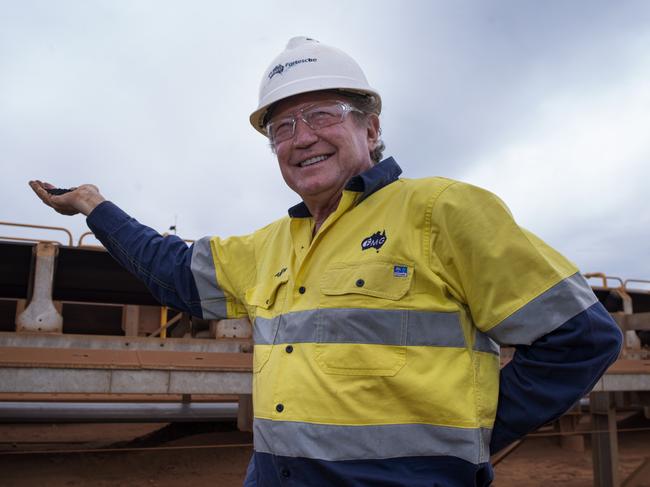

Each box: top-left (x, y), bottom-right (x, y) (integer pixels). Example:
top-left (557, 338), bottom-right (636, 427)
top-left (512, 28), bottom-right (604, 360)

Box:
top-left (594, 303), bottom-right (623, 366)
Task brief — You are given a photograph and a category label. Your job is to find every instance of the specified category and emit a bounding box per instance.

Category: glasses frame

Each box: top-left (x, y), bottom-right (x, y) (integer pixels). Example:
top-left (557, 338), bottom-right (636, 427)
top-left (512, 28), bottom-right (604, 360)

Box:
top-left (265, 101), bottom-right (364, 147)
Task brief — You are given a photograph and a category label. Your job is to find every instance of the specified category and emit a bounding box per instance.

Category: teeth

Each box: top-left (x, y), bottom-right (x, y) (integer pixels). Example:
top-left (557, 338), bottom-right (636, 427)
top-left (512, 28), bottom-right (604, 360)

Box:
top-left (300, 155), bottom-right (329, 167)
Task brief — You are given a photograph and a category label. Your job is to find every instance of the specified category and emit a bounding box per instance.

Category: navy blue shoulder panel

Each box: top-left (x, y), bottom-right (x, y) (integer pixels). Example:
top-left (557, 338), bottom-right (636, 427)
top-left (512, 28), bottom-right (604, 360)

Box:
top-left (490, 301), bottom-right (622, 453)
top-left (246, 452), bottom-right (493, 487)
top-left (345, 156), bottom-right (402, 202)
top-left (86, 201), bottom-right (203, 317)
top-left (287, 157), bottom-right (402, 218)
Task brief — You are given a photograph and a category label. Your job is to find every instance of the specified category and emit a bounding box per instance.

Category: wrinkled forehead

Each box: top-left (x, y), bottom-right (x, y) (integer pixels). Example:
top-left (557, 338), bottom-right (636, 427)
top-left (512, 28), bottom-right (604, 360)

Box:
top-left (267, 90), bottom-right (346, 122)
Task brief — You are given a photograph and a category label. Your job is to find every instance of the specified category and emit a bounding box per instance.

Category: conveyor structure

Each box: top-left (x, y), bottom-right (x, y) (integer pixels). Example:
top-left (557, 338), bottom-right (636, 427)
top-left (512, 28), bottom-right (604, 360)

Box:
top-left (1, 222), bottom-right (649, 486)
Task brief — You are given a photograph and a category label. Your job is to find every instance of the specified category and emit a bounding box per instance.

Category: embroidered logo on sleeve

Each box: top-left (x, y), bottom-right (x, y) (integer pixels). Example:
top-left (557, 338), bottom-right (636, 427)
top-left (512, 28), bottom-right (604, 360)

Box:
top-left (361, 230), bottom-right (387, 252)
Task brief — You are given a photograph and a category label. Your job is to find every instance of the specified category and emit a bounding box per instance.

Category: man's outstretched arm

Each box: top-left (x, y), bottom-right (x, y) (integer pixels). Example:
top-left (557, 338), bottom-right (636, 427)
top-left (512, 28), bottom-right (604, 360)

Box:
top-left (28, 181), bottom-right (221, 319)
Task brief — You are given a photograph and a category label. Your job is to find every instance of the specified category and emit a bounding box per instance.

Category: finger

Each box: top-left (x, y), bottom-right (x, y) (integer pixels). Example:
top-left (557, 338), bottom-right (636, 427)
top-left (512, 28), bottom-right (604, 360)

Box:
top-left (29, 180), bottom-right (47, 194)
top-left (28, 180), bottom-right (46, 197)
top-left (33, 180), bottom-right (56, 190)
top-left (29, 181), bottom-right (55, 206)
top-left (30, 181), bottom-right (49, 197)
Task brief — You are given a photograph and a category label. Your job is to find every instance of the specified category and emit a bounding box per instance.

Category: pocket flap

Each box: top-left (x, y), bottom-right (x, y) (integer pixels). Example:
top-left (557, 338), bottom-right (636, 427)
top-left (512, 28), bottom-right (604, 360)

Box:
top-left (246, 274), bottom-right (289, 309)
top-left (321, 261), bottom-right (413, 300)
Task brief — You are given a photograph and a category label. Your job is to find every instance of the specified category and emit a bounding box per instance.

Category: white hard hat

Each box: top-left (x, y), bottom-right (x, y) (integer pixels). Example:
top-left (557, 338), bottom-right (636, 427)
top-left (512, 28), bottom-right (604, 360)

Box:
top-left (249, 36), bottom-right (381, 135)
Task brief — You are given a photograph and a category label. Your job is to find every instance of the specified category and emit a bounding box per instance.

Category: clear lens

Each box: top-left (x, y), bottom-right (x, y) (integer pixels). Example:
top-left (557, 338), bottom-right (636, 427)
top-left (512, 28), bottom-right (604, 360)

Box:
top-left (266, 102), bottom-right (360, 145)
top-left (268, 120), bottom-right (294, 143)
top-left (303, 104), bottom-right (345, 129)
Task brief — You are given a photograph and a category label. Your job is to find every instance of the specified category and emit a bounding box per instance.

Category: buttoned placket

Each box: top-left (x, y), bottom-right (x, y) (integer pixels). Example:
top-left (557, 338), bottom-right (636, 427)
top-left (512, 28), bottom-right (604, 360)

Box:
top-left (271, 190), bottom-right (360, 422)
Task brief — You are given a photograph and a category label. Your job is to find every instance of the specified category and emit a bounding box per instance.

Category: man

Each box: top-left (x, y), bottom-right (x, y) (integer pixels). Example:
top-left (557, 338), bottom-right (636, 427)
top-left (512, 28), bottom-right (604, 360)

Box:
top-left (31, 37), bottom-right (622, 486)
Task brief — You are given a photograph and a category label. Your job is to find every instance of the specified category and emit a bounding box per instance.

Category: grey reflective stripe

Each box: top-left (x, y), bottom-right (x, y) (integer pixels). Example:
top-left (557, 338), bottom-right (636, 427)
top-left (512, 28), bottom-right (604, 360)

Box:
top-left (474, 330), bottom-right (500, 355)
top-left (320, 308), bottom-right (408, 345)
top-left (406, 310), bottom-right (464, 346)
top-left (254, 309), bottom-right (465, 348)
top-left (487, 272), bottom-right (599, 345)
top-left (190, 237), bottom-right (227, 320)
top-left (254, 418), bottom-right (491, 464)
top-left (254, 310), bottom-right (318, 345)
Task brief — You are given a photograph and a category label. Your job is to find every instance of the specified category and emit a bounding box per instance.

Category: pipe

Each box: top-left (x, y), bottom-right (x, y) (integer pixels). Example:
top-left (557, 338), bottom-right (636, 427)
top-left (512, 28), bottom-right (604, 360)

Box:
top-left (0, 401), bottom-right (238, 423)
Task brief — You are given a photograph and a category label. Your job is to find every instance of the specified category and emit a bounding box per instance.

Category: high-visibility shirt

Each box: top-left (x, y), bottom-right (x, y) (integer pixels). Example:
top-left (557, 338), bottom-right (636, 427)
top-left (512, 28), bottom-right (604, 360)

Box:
top-left (88, 157), bottom-right (622, 486)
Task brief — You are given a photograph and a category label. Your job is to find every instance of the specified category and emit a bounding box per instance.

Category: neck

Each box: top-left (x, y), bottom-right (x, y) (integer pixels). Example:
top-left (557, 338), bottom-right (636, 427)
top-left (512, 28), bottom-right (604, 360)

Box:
top-left (306, 191), bottom-right (343, 236)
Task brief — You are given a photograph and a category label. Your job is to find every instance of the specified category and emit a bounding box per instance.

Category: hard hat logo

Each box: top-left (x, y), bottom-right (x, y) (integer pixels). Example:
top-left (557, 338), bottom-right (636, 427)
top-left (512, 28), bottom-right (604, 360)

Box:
top-left (268, 64), bottom-right (285, 80)
top-left (267, 58), bottom-right (318, 80)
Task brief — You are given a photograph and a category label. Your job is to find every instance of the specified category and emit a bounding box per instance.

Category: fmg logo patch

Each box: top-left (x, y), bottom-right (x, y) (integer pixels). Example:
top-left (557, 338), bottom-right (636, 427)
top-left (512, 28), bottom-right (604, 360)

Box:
top-left (361, 230), bottom-right (387, 252)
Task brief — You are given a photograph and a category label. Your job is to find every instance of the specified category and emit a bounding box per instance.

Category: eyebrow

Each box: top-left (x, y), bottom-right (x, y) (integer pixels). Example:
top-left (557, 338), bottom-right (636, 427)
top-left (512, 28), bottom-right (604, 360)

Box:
top-left (269, 100), bottom-right (342, 122)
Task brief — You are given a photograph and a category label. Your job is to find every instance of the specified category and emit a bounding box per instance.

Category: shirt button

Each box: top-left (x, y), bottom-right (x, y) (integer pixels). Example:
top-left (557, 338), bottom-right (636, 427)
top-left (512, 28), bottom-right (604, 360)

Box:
top-left (281, 468), bottom-right (290, 478)
top-left (298, 286), bottom-right (306, 294)
top-left (276, 403), bottom-right (284, 412)
top-left (355, 279), bottom-right (365, 287)
top-left (285, 345), bottom-right (293, 353)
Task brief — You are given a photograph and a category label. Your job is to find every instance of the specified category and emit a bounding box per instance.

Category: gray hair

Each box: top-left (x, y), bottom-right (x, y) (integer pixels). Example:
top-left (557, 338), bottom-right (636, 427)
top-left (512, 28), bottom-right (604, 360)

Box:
top-left (334, 90), bottom-right (385, 164)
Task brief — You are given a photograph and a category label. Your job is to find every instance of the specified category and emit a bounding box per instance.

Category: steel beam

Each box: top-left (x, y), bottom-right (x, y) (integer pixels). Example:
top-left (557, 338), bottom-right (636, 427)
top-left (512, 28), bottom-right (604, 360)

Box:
top-left (0, 401), bottom-right (238, 422)
top-left (0, 331), bottom-right (249, 354)
top-left (0, 346), bottom-right (253, 395)
top-left (591, 360), bottom-right (650, 392)
top-left (0, 367), bottom-right (251, 395)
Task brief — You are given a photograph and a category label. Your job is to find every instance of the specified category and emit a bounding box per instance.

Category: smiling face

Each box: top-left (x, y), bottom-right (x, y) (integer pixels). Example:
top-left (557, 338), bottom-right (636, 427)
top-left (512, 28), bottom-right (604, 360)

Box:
top-left (269, 91), bottom-right (380, 210)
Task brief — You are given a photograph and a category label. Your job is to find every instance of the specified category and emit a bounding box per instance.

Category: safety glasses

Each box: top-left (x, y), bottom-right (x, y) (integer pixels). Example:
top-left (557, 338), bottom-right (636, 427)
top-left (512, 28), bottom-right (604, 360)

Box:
top-left (266, 101), bottom-right (363, 146)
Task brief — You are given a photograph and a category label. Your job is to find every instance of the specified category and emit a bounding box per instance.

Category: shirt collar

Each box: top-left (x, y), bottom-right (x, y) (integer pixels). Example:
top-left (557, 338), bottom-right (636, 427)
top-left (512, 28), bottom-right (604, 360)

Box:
top-left (287, 157), bottom-right (402, 218)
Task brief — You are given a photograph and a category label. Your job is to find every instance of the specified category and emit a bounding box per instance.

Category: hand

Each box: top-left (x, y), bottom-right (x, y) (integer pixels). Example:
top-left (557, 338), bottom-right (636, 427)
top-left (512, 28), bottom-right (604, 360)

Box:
top-left (28, 180), bottom-right (106, 216)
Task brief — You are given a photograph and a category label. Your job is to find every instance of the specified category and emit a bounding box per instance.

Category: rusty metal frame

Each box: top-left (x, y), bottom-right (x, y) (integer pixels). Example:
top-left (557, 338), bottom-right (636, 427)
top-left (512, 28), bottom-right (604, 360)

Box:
top-left (77, 231), bottom-right (104, 248)
top-left (149, 311), bottom-right (183, 338)
top-left (0, 221), bottom-right (73, 246)
top-left (584, 272), bottom-right (625, 289)
top-left (585, 273), bottom-right (643, 353)
top-left (624, 279), bottom-right (650, 293)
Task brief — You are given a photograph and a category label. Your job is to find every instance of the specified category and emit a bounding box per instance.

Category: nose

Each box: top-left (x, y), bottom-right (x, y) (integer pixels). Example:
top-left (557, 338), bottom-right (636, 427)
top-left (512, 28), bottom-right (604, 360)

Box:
top-left (292, 117), bottom-right (318, 147)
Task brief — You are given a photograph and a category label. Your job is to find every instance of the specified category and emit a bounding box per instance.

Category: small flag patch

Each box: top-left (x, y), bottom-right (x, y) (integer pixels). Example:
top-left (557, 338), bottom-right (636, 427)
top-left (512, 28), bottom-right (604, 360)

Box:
top-left (393, 265), bottom-right (408, 277)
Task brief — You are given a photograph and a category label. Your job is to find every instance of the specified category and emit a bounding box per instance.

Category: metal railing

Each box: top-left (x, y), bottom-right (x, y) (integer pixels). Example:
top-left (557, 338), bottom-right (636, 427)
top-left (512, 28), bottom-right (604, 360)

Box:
top-left (0, 221), bottom-right (74, 246)
top-left (1, 220), bottom-right (196, 249)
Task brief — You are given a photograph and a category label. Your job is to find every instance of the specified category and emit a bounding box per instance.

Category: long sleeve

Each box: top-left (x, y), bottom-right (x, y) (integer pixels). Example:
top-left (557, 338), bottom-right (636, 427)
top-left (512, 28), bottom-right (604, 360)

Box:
top-left (489, 302), bottom-right (622, 452)
top-left (86, 201), bottom-right (217, 318)
top-left (429, 181), bottom-right (623, 455)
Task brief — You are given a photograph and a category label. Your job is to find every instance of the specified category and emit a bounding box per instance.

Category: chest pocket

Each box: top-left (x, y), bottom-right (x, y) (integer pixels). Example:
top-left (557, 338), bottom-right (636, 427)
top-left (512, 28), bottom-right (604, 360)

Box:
top-left (246, 273), bottom-right (288, 373)
top-left (316, 261), bottom-right (413, 376)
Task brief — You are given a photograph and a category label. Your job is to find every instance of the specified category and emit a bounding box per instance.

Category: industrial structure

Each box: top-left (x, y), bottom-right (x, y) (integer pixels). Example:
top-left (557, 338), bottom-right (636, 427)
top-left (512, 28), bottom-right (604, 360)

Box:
top-left (0, 220), bottom-right (648, 487)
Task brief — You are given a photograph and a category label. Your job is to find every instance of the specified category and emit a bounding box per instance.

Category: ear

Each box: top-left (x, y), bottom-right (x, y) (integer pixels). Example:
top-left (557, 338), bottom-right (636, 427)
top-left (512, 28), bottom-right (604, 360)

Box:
top-left (366, 113), bottom-right (381, 149)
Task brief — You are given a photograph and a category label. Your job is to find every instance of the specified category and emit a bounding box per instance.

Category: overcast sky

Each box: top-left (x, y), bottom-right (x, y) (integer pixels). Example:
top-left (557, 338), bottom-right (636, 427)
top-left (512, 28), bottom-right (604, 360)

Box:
top-left (2, 0), bottom-right (649, 285)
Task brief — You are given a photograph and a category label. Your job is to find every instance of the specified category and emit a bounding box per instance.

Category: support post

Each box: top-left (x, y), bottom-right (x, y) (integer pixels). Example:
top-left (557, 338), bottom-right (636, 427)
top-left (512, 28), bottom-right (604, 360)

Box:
top-left (121, 305), bottom-right (140, 336)
top-left (557, 412), bottom-right (585, 452)
top-left (237, 394), bottom-right (253, 432)
top-left (16, 242), bottom-right (63, 333)
top-left (591, 391), bottom-right (620, 487)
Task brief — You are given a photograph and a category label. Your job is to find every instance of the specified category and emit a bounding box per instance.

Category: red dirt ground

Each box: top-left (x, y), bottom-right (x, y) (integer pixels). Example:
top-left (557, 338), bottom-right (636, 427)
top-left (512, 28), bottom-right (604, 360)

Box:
top-left (1, 419), bottom-right (649, 486)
